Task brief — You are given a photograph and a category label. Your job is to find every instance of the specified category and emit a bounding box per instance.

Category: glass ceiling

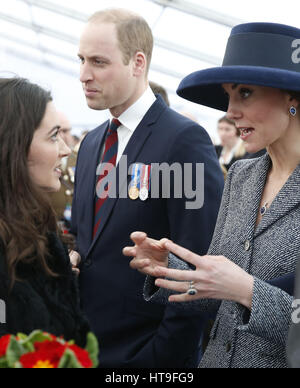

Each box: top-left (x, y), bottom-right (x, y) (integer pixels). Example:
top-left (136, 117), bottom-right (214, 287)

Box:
top-left (0, 0), bottom-right (299, 139)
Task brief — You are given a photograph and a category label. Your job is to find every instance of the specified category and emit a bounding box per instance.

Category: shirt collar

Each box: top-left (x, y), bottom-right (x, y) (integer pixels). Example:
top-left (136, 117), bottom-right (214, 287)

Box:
top-left (111, 86), bottom-right (156, 132)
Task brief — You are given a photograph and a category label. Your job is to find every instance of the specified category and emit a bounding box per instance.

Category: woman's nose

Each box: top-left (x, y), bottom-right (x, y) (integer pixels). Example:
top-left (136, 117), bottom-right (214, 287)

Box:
top-left (226, 100), bottom-right (242, 121)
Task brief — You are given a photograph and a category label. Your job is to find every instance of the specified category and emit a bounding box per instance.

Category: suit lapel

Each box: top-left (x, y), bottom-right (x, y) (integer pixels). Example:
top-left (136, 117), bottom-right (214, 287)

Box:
top-left (86, 96), bottom-right (166, 258)
top-left (255, 160), bottom-right (300, 237)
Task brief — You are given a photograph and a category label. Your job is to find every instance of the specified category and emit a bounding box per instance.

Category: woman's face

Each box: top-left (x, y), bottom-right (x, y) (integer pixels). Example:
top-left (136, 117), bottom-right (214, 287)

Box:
top-left (223, 84), bottom-right (292, 154)
top-left (217, 121), bottom-right (238, 148)
top-left (28, 102), bottom-right (71, 192)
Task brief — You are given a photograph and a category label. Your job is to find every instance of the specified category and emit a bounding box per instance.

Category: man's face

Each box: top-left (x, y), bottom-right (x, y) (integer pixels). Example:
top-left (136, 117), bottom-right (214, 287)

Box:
top-left (78, 22), bottom-right (138, 117)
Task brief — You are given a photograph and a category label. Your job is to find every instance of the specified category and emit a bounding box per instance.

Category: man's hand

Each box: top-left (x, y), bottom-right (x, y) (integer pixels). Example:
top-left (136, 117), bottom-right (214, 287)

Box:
top-left (123, 232), bottom-right (169, 277)
top-left (69, 250), bottom-right (81, 276)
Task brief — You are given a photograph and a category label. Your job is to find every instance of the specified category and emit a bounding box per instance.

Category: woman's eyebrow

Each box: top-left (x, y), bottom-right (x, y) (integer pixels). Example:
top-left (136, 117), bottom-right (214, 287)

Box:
top-left (48, 125), bottom-right (61, 135)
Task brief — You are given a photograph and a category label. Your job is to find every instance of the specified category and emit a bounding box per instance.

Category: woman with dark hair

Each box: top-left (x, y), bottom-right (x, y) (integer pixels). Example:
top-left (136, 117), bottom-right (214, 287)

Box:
top-left (0, 78), bottom-right (89, 346)
top-left (124, 23), bottom-right (300, 368)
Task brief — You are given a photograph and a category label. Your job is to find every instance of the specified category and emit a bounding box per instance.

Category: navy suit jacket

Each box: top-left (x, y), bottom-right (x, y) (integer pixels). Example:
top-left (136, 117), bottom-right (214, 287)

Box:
top-left (71, 96), bottom-right (224, 367)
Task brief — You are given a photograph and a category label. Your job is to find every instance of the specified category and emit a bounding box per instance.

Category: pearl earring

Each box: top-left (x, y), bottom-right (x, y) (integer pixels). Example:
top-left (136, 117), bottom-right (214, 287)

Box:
top-left (290, 106), bottom-right (297, 117)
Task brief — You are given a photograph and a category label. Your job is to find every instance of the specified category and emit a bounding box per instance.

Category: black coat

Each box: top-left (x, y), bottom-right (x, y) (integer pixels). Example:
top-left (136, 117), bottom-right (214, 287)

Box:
top-left (0, 233), bottom-right (89, 347)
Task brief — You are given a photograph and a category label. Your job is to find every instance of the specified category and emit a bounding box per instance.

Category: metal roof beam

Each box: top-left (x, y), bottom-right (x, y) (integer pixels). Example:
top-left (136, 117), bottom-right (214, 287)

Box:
top-left (0, 12), bottom-right (78, 44)
top-left (150, 0), bottom-right (243, 27)
top-left (17, 0), bottom-right (221, 64)
top-left (22, 0), bottom-right (88, 22)
top-left (1, 46), bottom-right (78, 78)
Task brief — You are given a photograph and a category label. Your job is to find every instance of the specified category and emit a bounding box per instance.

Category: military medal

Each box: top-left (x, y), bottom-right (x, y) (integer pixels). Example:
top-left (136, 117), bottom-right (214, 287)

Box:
top-left (139, 165), bottom-right (150, 201)
top-left (129, 164), bottom-right (140, 200)
top-left (129, 186), bottom-right (139, 200)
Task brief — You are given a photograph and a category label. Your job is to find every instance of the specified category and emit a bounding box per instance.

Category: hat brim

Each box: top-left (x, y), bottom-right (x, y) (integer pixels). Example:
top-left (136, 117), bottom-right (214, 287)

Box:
top-left (177, 66), bottom-right (300, 112)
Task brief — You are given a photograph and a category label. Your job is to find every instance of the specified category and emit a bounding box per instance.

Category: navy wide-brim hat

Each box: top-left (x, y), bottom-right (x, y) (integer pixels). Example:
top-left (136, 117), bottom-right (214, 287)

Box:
top-left (177, 23), bottom-right (300, 112)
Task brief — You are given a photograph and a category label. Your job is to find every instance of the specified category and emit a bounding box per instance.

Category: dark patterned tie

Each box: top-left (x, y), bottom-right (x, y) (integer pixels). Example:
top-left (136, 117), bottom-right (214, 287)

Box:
top-left (93, 119), bottom-right (121, 239)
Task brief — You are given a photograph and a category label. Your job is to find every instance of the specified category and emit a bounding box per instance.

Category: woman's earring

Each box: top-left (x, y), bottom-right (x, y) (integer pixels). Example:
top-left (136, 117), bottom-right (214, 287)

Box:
top-left (290, 106), bottom-right (297, 117)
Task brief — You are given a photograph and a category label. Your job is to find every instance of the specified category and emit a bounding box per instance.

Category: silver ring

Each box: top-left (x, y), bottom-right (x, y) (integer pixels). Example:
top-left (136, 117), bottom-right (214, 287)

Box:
top-left (187, 281), bottom-right (198, 296)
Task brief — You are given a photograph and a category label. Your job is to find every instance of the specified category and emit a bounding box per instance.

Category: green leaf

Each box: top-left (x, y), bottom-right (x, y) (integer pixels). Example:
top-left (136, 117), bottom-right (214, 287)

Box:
top-left (6, 337), bottom-right (27, 368)
top-left (16, 333), bottom-right (28, 341)
top-left (19, 330), bottom-right (52, 351)
top-left (0, 356), bottom-right (9, 369)
top-left (58, 349), bottom-right (83, 369)
top-left (26, 330), bottom-right (52, 344)
top-left (85, 332), bottom-right (99, 368)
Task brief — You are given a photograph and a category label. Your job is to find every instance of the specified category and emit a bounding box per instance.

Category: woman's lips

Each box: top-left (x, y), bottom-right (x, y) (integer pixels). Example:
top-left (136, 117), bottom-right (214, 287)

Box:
top-left (54, 167), bottom-right (62, 177)
top-left (240, 128), bottom-right (255, 141)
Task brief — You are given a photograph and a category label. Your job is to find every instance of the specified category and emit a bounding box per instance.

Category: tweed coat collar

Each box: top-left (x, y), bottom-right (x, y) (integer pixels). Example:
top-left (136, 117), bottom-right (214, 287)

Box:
top-left (242, 153), bottom-right (300, 239)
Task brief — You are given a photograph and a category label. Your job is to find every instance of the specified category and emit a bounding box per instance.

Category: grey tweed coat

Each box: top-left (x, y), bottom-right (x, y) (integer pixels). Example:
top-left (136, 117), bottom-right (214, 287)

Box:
top-left (144, 154), bottom-right (300, 368)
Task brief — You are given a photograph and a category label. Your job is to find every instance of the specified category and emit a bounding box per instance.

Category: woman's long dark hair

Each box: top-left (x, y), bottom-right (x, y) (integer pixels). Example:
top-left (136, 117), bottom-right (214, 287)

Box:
top-left (0, 77), bottom-right (71, 286)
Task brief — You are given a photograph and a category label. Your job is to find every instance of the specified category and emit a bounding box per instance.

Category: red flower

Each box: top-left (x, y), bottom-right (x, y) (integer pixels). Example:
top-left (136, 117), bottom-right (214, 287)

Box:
top-left (68, 344), bottom-right (93, 368)
top-left (34, 340), bottom-right (66, 355)
top-left (20, 340), bottom-right (66, 368)
top-left (20, 352), bottom-right (57, 368)
top-left (19, 339), bottom-right (92, 368)
top-left (0, 335), bottom-right (11, 358)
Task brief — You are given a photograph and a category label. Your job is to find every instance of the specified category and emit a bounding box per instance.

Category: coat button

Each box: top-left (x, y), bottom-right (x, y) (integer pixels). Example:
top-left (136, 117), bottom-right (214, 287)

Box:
top-left (226, 342), bottom-right (232, 353)
top-left (84, 259), bottom-right (92, 268)
top-left (244, 240), bottom-right (251, 251)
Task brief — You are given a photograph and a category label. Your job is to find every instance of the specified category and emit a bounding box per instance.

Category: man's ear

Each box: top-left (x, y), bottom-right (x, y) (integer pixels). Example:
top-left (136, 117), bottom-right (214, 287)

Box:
top-left (132, 51), bottom-right (147, 77)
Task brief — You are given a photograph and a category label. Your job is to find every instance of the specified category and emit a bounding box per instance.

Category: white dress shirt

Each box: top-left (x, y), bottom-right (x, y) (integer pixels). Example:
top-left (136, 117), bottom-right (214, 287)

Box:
top-left (110, 87), bottom-right (156, 164)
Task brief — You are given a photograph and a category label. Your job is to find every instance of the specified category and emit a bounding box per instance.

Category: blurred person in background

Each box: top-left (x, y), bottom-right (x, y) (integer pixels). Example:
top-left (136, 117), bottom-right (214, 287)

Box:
top-left (72, 135), bottom-right (80, 150)
top-left (215, 116), bottom-right (246, 171)
top-left (149, 81), bottom-right (170, 106)
top-left (50, 112), bottom-right (77, 232)
top-left (74, 130), bottom-right (89, 153)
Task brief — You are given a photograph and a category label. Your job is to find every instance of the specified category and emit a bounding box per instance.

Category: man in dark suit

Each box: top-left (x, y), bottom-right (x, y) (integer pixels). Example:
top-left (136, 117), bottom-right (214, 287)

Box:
top-left (72, 8), bottom-right (224, 368)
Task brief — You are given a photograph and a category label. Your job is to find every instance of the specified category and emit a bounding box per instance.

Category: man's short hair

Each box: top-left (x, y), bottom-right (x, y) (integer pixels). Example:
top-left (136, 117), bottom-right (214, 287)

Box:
top-left (89, 9), bottom-right (154, 74)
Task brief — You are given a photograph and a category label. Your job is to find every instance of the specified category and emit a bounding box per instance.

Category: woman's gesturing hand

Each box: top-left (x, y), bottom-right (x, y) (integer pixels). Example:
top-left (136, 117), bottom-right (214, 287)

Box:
top-left (152, 240), bottom-right (254, 309)
top-left (123, 232), bottom-right (169, 277)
